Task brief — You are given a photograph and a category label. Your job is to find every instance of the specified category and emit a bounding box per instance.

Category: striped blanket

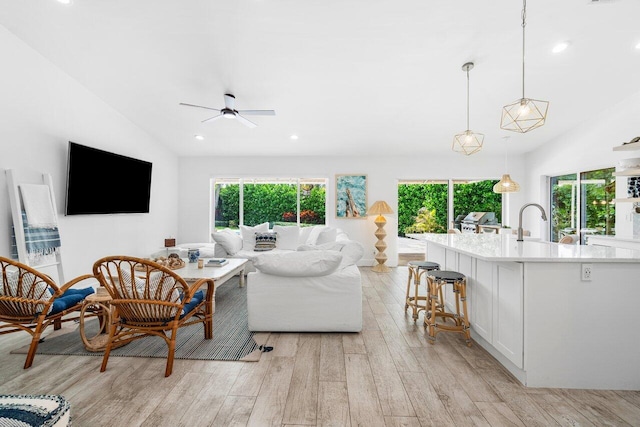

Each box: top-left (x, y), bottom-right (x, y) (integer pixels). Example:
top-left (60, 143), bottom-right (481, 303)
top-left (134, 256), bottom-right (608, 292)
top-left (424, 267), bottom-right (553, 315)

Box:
top-left (10, 211), bottom-right (61, 262)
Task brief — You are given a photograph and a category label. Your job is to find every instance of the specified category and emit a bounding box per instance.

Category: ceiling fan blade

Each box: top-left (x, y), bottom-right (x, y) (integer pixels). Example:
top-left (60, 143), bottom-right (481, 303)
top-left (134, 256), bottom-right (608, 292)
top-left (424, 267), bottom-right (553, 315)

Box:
top-left (235, 114), bottom-right (257, 128)
top-left (179, 102), bottom-right (220, 112)
top-left (237, 110), bottom-right (276, 116)
top-left (202, 114), bottom-right (224, 123)
top-left (224, 94), bottom-right (236, 110)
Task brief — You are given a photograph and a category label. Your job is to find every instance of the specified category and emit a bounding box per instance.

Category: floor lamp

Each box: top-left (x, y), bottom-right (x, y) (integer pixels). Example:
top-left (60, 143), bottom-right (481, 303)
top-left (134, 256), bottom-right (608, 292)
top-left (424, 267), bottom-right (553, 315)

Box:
top-left (368, 200), bottom-right (393, 273)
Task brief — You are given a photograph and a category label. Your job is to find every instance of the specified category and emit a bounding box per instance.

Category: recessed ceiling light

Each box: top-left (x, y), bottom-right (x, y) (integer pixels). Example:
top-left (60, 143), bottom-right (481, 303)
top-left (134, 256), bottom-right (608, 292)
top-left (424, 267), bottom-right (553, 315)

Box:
top-left (194, 135), bottom-right (204, 141)
top-left (57, 0), bottom-right (72, 4)
top-left (552, 42), bottom-right (570, 53)
top-left (290, 135), bottom-right (299, 140)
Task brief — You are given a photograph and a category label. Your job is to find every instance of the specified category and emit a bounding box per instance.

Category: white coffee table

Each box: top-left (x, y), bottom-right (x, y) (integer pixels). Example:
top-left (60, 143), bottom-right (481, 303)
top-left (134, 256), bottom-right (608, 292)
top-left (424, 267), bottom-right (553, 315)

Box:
top-left (175, 258), bottom-right (248, 288)
top-left (175, 258), bottom-right (248, 314)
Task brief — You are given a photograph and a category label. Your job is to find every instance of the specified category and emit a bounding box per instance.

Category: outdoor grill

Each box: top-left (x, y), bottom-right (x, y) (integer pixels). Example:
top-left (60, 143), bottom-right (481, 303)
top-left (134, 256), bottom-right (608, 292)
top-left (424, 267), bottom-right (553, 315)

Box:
top-left (460, 212), bottom-right (497, 233)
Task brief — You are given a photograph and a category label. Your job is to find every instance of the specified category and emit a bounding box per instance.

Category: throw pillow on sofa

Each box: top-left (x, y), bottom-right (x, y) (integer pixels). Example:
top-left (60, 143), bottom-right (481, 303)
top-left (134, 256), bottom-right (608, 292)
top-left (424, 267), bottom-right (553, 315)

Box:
top-left (305, 225), bottom-right (327, 245)
top-left (240, 222), bottom-right (269, 251)
top-left (273, 225), bottom-right (300, 250)
top-left (316, 227), bottom-right (337, 245)
top-left (253, 250), bottom-right (343, 277)
top-left (211, 230), bottom-right (243, 256)
top-left (254, 232), bottom-right (277, 252)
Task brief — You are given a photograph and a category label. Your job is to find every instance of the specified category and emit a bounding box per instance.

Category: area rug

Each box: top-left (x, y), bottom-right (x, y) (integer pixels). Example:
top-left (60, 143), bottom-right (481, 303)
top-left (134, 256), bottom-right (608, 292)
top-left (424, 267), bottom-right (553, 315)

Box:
top-left (12, 277), bottom-right (270, 362)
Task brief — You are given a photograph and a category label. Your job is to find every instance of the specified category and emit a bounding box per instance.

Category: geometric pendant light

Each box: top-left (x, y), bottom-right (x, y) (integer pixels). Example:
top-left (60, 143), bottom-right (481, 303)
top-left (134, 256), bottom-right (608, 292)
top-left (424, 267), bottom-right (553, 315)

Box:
top-left (500, 0), bottom-right (549, 133)
top-left (493, 136), bottom-right (520, 193)
top-left (452, 62), bottom-right (484, 155)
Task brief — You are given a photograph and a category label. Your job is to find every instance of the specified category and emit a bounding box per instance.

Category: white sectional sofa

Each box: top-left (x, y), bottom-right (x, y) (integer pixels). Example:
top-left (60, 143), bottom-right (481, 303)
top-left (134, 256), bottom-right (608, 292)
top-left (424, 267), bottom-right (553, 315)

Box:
top-left (247, 238), bottom-right (364, 332)
top-left (211, 223), bottom-right (350, 272)
top-left (211, 223), bottom-right (364, 332)
top-left (167, 224), bottom-right (364, 332)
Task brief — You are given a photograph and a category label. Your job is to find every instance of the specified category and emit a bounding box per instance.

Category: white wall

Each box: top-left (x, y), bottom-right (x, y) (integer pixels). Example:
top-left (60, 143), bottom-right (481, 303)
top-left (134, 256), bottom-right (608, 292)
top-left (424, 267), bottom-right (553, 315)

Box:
top-left (0, 26), bottom-right (179, 280)
top-left (525, 91), bottom-right (640, 239)
top-left (178, 153), bottom-right (527, 266)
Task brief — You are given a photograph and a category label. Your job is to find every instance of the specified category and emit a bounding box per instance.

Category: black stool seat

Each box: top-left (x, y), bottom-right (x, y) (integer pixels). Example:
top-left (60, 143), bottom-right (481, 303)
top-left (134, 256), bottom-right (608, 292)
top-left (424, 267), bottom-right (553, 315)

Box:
top-left (407, 261), bottom-right (440, 270)
top-left (428, 270), bottom-right (465, 283)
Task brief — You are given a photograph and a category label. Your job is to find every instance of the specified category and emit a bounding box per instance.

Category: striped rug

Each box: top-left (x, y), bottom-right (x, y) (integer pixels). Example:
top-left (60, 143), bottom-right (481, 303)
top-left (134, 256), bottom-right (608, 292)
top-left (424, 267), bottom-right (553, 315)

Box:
top-left (12, 277), bottom-right (268, 361)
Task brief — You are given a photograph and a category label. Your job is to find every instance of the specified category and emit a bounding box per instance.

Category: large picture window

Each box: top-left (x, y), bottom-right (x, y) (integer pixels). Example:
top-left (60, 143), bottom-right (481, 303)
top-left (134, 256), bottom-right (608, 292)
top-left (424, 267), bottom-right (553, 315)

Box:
top-left (213, 178), bottom-right (327, 231)
top-left (398, 179), bottom-right (501, 235)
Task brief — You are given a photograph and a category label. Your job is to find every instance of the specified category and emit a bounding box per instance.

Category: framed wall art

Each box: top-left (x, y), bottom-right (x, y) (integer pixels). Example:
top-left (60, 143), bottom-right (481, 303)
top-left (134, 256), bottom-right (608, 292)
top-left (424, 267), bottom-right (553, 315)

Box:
top-left (335, 174), bottom-right (367, 218)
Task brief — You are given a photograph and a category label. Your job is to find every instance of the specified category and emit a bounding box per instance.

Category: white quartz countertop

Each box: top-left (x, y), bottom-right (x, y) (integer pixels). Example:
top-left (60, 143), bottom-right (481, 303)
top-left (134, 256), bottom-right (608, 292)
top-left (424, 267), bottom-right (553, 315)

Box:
top-left (586, 235), bottom-right (640, 244)
top-left (407, 233), bottom-right (640, 263)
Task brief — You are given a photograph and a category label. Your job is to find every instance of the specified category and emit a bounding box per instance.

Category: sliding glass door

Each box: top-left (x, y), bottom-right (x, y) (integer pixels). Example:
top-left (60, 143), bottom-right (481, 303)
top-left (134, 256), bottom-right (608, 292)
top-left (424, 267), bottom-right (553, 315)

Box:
top-left (549, 168), bottom-right (615, 243)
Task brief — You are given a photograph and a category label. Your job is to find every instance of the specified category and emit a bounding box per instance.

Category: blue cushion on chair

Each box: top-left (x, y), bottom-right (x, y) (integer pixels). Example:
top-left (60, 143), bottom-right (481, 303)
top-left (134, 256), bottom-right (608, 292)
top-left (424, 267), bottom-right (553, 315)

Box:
top-left (180, 290), bottom-right (204, 318)
top-left (49, 287), bottom-right (95, 315)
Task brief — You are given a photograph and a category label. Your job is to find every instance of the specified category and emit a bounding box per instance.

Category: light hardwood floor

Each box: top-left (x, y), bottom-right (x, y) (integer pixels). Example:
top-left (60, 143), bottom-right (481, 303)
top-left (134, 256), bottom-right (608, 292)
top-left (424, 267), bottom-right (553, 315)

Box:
top-left (1, 266), bottom-right (639, 426)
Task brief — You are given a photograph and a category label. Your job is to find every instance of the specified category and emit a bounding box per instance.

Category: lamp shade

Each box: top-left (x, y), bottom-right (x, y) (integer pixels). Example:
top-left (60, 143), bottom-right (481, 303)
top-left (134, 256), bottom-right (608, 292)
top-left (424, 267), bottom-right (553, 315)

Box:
top-left (368, 200), bottom-right (393, 215)
top-left (493, 174), bottom-right (521, 193)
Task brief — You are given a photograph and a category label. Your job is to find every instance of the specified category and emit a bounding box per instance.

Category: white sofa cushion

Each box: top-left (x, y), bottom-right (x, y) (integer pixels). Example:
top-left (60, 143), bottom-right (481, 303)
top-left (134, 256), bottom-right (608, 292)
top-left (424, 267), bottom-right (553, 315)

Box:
top-left (299, 226), bottom-right (313, 246)
top-left (316, 227), bottom-right (337, 245)
top-left (211, 230), bottom-right (243, 256)
top-left (298, 239), bottom-right (363, 268)
top-left (273, 225), bottom-right (300, 250)
top-left (253, 250), bottom-right (342, 277)
top-left (305, 225), bottom-right (327, 245)
top-left (240, 222), bottom-right (269, 251)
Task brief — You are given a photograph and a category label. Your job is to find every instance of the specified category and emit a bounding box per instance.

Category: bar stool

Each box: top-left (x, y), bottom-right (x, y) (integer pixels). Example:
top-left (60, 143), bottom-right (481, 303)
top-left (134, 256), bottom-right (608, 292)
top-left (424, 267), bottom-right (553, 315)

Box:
top-left (424, 270), bottom-right (471, 346)
top-left (404, 261), bottom-right (440, 321)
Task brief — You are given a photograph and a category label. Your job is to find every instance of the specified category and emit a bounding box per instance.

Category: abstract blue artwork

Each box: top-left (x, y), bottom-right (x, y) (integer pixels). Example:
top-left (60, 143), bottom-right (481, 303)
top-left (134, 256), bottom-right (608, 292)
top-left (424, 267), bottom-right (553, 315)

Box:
top-left (336, 174), bottom-right (367, 218)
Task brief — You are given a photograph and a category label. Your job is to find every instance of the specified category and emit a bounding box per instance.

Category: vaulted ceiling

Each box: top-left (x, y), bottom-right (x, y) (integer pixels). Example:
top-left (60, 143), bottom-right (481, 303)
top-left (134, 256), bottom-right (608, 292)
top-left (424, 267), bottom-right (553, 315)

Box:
top-left (2, 0), bottom-right (639, 157)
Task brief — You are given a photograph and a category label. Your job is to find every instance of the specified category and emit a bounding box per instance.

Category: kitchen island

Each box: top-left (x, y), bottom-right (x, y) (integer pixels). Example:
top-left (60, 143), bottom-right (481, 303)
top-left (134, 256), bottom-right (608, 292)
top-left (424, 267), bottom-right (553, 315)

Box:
top-left (407, 233), bottom-right (640, 390)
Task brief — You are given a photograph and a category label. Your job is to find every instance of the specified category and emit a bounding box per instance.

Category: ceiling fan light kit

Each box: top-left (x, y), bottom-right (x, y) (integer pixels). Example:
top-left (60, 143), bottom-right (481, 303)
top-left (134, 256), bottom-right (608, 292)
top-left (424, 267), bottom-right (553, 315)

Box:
top-left (452, 61), bottom-right (484, 156)
top-left (500, 0), bottom-right (549, 133)
top-left (179, 93), bottom-right (275, 129)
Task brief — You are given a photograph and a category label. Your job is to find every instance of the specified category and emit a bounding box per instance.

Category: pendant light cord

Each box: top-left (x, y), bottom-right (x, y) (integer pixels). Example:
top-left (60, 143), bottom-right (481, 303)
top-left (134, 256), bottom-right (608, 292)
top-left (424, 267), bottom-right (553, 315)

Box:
top-left (521, 0), bottom-right (527, 100)
top-left (466, 67), bottom-right (470, 130)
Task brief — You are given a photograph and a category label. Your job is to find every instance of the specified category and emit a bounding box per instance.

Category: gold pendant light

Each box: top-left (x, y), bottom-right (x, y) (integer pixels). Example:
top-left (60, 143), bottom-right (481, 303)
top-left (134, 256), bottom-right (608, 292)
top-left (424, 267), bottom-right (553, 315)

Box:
top-left (493, 136), bottom-right (520, 193)
top-left (500, 0), bottom-right (549, 133)
top-left (453, 62), bottom-right (484, 156)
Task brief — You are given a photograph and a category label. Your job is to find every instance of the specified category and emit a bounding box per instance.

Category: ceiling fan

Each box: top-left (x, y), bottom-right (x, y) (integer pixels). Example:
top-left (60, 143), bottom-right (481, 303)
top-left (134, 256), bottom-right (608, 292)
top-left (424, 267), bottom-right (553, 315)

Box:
top-left (179, 94), bottom-right (275, 128)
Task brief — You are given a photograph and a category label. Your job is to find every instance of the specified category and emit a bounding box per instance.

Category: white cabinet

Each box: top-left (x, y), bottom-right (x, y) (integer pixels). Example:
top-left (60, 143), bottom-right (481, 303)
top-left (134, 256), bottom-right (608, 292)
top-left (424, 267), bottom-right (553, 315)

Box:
top-left (427, 242), bottom-right (524, 368)
top-left (492, 262), bottom-right (524, 368)
top-left (472, 259), bottom-right (493, 344)
top-left (469, 259), bottom-right (524, 368)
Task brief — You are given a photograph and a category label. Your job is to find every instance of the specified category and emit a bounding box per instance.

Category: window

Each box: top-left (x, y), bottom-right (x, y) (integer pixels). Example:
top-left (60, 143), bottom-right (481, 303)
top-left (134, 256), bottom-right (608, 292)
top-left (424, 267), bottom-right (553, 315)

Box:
top-left (398, 179), bottom-right (501, 235)
top-left (549, 168), bottom-right (615, 243)
top-left (213, 178), bottom-right (327, 231)
top-left (453, 180), bottom-right (502, 227)
top-left (398, 181), bottom-right (448, 234)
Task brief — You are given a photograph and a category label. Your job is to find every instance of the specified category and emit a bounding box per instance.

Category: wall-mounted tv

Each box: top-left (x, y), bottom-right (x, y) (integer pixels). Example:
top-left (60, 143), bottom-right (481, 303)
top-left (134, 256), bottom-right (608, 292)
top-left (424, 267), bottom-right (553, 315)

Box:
top-left (65, 142), bottom-right (152, 215)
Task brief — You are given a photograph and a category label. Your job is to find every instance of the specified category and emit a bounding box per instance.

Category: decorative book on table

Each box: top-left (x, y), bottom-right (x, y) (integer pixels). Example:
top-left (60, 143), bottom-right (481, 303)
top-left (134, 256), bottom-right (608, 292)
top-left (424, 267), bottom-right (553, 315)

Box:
top-left (206, 258), bottom-right (228, 267)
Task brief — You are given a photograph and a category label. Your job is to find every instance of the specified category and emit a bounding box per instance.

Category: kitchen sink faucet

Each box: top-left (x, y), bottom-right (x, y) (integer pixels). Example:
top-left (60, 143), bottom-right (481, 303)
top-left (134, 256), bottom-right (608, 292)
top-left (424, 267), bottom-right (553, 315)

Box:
top-left (517, 203), bottom-right (547, 241)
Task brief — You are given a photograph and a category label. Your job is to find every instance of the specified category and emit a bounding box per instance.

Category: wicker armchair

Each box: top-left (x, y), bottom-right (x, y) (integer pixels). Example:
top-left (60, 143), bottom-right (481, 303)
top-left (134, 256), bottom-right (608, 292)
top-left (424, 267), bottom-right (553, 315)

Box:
top-left (0, 256), bottom-right (96, 369)
top-left (92, 256), bottom-right (214, 377)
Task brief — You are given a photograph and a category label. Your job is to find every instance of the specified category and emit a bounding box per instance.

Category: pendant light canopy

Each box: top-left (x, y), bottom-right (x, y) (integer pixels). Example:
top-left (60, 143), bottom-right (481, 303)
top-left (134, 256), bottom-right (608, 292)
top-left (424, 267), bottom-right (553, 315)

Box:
top-left (452, 62), bottom-right (484, 156)
top-left (493, 136), bottom-right (520, 193)
top-left (500, 0), bottom-right (549, 133)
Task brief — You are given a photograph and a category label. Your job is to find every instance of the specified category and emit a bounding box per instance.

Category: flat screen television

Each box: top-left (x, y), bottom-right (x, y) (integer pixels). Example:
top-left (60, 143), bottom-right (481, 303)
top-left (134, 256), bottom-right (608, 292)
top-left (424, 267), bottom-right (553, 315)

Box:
top-left (65, 142), bottom-right (152, 215)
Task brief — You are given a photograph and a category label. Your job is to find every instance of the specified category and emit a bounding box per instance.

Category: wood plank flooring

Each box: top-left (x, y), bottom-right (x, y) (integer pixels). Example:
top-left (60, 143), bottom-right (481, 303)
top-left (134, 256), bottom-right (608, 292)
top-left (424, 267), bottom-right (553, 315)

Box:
top-left (1, 266), bottom-right (639, 426)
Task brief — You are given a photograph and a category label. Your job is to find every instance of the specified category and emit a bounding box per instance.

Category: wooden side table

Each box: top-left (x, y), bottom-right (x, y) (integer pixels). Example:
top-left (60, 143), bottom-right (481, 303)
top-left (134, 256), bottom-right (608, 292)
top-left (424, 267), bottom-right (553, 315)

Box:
top-left (79, 291), bottom-right (116, 352)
